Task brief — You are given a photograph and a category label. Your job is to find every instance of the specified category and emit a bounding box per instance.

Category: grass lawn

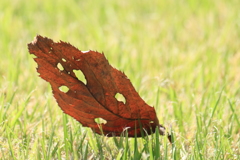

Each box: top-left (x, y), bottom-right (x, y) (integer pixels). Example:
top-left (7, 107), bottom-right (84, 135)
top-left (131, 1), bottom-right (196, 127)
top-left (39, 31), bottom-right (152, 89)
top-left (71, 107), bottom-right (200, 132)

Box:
top-left (0, 0), bottom-right (239, 159)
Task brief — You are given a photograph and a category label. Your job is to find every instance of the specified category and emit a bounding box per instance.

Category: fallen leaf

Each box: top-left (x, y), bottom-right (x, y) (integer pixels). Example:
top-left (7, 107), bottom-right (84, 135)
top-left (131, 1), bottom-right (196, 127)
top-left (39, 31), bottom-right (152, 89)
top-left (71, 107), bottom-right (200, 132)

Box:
top-left (28, 35), bottom-right (167, 138)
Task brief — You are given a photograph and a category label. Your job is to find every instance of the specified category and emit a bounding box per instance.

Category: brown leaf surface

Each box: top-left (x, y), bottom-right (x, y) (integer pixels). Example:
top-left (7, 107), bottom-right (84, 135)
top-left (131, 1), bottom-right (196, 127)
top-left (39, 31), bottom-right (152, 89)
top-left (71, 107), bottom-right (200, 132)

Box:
top-left (28, 35), bottom-right (166, 137)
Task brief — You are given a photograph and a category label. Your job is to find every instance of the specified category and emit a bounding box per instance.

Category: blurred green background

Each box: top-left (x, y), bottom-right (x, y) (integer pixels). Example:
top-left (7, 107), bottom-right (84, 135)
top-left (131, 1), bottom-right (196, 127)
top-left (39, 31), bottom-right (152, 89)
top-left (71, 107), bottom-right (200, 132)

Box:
top-left (1, 0), bottom-right (239, 159)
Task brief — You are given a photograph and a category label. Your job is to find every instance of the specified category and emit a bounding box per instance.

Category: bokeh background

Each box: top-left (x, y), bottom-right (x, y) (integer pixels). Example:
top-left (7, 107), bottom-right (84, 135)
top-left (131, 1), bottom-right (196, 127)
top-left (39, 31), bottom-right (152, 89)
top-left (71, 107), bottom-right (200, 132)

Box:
top-left (1, 0), bottom-right (239, 159)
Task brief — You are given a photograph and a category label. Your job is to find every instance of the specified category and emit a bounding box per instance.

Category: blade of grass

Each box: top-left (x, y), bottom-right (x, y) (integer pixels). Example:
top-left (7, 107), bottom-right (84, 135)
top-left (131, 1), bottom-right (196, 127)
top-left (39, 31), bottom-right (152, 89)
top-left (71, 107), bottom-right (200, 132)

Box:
top-left (123, 130), bottom-right (129, 160)
top-left (154, 126), bottom-right (161, 159)
top-left (7, 127), bottom-right (16, 160)
top-left (206, 88), bottom-right (224, 130)
top-left (51, 142), bottom-right (59, 158)
top-left (133, 136), bottom-right (141, 160)
top-left (228, 99), bottom-right (240, 127)
top-left (41, 116), bottom-right (46, 159)
top-left (83, 143), bottom-right (89, 160)
top-left (63, 114), bottom-right (69, 159)
top-left (115, 148), bottom-right (123, 160)
top-left (46, 126), bottom-right (55, 159)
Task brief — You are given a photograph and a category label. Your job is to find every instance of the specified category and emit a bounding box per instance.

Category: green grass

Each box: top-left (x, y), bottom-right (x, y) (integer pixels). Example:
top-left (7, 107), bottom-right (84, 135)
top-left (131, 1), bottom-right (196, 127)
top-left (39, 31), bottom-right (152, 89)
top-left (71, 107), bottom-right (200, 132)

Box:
top-left (1, 0), bottom-right (240, 159)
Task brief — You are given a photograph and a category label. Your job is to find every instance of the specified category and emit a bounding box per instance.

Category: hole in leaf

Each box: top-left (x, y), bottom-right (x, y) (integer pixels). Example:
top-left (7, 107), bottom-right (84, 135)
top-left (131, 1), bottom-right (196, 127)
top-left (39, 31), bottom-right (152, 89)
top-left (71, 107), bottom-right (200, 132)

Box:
top-left (82, 50), bottom-right (89, 53)
top-left (62, 58), bottom-right (66, 62)
top-left (57, 63), bottom-right (64, 71)
top-left (59, 86), bottom-right (69, 93)
top-left (115, 93), bottom-right (126, 104)
top-left (30, 54), bottom-right (37, 59)
top-left (73, 69), bottom-right (86, 84)
top-left (94, 118), bottom-right (107, 124)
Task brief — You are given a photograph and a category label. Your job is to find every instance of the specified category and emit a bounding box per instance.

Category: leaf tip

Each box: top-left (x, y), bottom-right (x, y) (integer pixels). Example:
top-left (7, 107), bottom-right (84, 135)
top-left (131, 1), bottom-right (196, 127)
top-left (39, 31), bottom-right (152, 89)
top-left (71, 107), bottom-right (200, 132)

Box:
top-left (27, 35), bottom-right (43, 49)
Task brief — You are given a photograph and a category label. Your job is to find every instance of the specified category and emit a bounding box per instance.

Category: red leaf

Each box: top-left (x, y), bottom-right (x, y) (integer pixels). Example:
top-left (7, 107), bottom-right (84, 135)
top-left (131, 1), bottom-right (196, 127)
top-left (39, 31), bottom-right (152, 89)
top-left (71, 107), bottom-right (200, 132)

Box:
top-left (28, 35), bottom-right (167, 137)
